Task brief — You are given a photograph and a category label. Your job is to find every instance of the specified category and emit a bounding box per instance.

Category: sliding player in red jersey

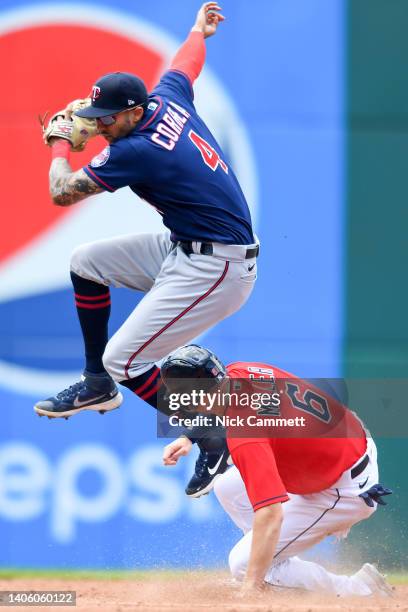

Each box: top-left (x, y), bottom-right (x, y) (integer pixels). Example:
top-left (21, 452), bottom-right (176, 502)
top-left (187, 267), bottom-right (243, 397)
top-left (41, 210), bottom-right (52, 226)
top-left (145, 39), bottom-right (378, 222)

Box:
top-left (161, 345), bottom-right (392, 598)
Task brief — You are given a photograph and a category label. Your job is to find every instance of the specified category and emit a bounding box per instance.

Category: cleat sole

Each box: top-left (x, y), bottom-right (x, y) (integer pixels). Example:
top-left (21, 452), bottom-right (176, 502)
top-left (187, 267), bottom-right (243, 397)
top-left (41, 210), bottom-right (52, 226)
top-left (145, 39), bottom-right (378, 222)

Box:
top-left (34, 392), bottom-right (123, 419)
top-left (186, 473), bottom-right (223, 499)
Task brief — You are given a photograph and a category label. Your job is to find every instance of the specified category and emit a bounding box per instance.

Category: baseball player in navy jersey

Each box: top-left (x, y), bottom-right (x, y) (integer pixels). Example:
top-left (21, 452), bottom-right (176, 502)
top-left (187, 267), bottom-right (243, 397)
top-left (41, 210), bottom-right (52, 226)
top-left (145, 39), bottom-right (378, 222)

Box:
top-left (161, 345), bottom-right (393, 599)
top-left (35, 3), bottom-right (258, 497)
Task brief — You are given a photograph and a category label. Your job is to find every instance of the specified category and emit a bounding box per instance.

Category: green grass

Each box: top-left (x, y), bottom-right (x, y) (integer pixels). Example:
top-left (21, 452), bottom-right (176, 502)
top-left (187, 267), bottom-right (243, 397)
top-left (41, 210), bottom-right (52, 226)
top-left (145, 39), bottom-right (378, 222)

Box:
top-left (0, 568), bottom-right (189, 580)
top-left (387, 573), bottom-right (408, 585)
top-left (0, 568), bottom-right (407, 584)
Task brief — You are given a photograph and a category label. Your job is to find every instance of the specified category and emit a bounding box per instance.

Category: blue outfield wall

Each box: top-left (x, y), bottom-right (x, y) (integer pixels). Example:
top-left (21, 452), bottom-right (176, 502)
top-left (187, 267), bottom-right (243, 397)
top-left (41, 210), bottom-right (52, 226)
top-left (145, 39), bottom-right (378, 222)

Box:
top-left (0, 0), bottom-right (345, 568)
top-left (1, 386), bottom-right (234, 568)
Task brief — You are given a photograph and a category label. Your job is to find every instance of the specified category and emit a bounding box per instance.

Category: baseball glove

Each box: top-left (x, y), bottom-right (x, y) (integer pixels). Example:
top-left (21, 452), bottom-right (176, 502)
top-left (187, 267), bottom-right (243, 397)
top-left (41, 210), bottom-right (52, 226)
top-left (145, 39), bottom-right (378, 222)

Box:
top-left (40, 98), bottom-right (98, 152)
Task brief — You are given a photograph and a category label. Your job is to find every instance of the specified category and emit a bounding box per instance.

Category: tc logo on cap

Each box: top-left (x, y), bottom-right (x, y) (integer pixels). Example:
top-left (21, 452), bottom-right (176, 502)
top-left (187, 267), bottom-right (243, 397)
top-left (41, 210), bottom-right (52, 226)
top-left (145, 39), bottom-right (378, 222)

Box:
top-left (92, 85), bottom-right (101, 101)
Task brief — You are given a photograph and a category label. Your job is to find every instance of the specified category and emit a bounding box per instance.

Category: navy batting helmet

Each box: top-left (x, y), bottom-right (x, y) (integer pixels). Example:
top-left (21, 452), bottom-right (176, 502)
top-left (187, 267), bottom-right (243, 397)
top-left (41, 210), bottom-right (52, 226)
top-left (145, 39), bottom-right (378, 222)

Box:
top-left (160, 345), bottom-right (226, 396)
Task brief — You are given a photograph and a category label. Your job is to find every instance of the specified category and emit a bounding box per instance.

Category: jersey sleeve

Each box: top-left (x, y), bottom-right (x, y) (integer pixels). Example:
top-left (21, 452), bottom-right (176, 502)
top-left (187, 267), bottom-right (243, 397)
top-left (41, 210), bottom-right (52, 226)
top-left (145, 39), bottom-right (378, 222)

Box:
top-left (169, 31), bottom-right (205, 84)
top-left (151, 70), bottom-right (194, 106)
top-left (83, 141), bottom-right (145, 192)
top-left (230, 441), bottom-right (289, 511)
top-left (150, 31), bottom-right (205, 104)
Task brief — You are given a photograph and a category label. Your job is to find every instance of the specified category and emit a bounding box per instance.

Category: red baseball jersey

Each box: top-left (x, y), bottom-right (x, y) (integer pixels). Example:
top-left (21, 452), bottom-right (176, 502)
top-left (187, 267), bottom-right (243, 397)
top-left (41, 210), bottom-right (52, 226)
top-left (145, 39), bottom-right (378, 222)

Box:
top-left (225, 362), bottom-right (367, 511)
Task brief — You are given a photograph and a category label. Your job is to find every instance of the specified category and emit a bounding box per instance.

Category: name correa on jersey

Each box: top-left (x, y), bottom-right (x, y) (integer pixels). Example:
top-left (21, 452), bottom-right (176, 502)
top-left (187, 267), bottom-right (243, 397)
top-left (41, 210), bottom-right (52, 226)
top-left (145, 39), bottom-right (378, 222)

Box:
top-left (84, 71), bottom-right (254, 245)
top-left (151, 100), bottom-right (190, 151)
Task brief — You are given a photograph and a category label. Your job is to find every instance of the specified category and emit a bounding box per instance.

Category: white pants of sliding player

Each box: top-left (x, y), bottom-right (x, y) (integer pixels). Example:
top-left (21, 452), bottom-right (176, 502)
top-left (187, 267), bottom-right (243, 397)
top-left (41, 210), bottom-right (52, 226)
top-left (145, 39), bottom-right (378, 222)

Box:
top-left (214, 438), bottom-right (379, 596)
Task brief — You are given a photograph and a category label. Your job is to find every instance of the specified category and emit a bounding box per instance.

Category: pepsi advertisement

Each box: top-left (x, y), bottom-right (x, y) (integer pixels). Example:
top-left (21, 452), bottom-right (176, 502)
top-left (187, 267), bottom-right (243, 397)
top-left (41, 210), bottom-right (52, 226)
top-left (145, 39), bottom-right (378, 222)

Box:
top-left (0, 0), bottom-right (345, 569)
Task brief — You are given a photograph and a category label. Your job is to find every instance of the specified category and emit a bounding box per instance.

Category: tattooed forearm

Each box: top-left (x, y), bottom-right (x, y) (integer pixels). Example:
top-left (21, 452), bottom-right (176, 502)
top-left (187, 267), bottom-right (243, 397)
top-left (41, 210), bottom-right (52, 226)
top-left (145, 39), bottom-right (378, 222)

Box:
top-left (49, 158), bottom-right (103, 206)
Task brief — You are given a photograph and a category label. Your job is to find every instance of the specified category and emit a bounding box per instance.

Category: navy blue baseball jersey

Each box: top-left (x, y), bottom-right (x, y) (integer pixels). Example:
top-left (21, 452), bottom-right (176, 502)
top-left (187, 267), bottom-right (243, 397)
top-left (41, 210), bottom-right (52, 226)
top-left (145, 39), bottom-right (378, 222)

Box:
top-left (84, 70), bottom-right (254, 245)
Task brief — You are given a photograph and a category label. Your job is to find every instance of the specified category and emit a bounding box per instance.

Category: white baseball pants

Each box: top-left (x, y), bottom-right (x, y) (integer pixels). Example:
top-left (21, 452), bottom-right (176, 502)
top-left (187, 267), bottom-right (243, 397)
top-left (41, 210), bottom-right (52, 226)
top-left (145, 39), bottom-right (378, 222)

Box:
top-left (70, 231), bottom-right (257, 381)
top-left (214, 438), bottom-right (379, 596)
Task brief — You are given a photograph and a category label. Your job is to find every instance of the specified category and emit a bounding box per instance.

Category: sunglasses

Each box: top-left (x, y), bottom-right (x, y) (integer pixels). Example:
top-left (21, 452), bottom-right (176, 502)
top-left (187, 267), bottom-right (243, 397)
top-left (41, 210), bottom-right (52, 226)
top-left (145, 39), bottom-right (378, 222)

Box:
top-left (97, 105), bottom-right (142, 126)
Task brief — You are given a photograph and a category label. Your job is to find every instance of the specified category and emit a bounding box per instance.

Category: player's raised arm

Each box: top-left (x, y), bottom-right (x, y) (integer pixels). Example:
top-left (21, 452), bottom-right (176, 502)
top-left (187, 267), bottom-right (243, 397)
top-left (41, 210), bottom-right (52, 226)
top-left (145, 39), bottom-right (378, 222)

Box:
top-left (169, 2), bottom-right (225, 84)
top-left (192, 2), bottom-right (225, 39)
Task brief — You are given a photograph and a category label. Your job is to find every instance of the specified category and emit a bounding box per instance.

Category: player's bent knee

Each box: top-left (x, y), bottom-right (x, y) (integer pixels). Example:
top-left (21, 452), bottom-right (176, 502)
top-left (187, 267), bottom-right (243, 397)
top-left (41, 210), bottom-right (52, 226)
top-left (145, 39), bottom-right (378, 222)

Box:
top-left (70, 243), bottom-right (97, 276)
top-left (70, 241), bottom-right (111, 284)
top-left (228, 545), bottom-right (247, 581)
top-left (102, 344), bottom-right (123, 382)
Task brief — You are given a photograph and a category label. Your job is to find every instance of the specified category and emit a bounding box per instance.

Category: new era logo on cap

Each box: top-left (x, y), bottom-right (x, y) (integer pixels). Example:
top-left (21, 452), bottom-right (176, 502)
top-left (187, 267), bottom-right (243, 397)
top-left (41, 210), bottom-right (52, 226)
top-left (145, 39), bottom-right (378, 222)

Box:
top-left (128, 99), bottom-right (135, 105)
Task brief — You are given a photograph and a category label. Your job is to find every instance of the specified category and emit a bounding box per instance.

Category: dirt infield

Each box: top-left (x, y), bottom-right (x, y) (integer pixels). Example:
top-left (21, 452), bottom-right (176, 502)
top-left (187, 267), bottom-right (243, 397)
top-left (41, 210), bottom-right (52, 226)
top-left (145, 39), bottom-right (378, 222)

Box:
top-left (0, 573), bottom-right (406, 612)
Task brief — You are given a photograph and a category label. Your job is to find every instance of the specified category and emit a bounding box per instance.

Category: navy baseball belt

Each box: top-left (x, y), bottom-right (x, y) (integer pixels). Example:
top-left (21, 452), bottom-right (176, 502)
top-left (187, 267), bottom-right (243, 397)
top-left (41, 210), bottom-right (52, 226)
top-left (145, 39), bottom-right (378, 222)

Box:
top-left (350, 453), bottom-right (369, 479)
top-left (177, 241), bottom-right (260, 259)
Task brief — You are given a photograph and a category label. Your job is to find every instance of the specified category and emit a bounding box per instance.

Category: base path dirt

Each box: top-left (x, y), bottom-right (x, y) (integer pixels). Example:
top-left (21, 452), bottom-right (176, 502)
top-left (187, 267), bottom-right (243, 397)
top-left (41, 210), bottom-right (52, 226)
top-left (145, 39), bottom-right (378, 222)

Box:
top-left (0, 574), bottom-right (405, 612)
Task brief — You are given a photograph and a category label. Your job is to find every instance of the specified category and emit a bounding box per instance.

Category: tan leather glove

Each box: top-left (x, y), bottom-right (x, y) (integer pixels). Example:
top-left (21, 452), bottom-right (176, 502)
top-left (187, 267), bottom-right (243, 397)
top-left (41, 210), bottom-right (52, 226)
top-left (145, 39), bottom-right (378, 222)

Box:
top-left (40, 99), bottom-right (97, 152)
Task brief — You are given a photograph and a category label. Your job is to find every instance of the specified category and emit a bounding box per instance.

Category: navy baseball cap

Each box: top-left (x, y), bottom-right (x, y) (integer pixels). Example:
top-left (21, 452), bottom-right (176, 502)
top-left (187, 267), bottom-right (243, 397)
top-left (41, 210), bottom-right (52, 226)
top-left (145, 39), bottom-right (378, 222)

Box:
top-left (75, 72), bottom-right (148, 119)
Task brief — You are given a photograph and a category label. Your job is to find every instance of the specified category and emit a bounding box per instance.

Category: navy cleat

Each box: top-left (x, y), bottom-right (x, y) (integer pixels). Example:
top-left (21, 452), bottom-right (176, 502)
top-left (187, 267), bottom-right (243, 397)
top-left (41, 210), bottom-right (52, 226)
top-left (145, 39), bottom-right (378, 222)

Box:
top-left (34, 370), bottom-right (123, 418)
top-left (185, 442), bottom-right (230, 498)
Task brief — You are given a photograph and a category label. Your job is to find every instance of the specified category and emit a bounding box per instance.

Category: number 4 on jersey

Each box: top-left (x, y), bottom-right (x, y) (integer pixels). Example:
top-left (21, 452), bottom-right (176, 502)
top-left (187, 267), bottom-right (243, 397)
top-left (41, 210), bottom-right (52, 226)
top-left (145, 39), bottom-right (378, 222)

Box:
top-left (189, 130), bottom-right (228, 174)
